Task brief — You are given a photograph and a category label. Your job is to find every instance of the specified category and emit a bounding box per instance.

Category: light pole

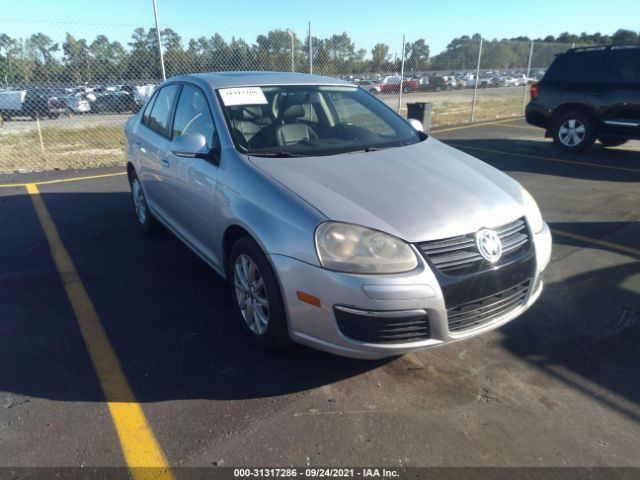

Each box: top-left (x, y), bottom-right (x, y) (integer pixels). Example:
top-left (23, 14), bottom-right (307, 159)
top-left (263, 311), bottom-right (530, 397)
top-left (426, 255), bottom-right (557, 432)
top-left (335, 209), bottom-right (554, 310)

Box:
top-left (152, 0), bottom-right (166, 81)
top-left (286, 30), bottom-right (295, 72)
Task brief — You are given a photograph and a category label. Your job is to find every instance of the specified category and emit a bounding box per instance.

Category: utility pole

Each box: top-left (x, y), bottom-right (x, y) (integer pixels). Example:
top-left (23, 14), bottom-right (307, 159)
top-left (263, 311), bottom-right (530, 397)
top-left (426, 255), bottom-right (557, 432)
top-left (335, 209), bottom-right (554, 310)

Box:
top-left (398, 34), bottom-right (406, 114)
top-left (152, 0), bottom-right (166, 81)
top-left (287, 30), bottom-right (295, 72)
top-left (308, 22), bottom-right (313, 74)
top-left (470, 37), bottom-right (483, 122)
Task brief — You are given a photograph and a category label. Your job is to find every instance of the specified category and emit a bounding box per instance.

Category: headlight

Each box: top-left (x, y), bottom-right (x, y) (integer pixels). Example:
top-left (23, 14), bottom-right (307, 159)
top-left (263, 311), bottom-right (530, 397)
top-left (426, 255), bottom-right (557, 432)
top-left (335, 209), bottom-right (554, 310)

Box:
top-left (522, 189), bottom-right (544, 233)
top-left (315, 222), bottom-right (418, 274)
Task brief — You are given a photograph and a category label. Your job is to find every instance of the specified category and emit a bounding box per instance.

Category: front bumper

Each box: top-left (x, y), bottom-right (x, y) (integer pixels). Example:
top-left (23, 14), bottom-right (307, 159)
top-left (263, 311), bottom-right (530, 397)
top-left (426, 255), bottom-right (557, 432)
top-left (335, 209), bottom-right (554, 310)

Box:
top-left (271, 222), bottom-right (552, 359)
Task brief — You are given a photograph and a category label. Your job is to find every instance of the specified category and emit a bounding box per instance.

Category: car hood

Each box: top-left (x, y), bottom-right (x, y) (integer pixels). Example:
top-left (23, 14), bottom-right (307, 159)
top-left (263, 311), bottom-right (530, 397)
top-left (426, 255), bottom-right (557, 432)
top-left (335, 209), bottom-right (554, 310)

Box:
top-left (248, 137), bottom-right (526, 242)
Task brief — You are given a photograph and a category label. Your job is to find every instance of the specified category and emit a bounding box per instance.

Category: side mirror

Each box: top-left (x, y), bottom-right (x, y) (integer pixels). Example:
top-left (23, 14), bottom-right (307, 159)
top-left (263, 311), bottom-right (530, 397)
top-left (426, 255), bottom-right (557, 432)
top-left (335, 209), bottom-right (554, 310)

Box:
top-left (407, 118), bottom-right (424, 133)
top-left (171, 133), bottom-right (219, 163)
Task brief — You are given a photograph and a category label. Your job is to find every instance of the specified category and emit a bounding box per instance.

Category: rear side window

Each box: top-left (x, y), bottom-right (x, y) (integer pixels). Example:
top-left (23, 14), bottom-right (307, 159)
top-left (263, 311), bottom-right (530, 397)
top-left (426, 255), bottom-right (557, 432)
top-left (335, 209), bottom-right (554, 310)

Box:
top-left (545, 51), bottom-right (608, 83)
top-left (147, 84), bottom-right (179, 136)
top-left (141, 91), bottom-right (158, 126)
top-left (608, 50), bottom-right (640, 84)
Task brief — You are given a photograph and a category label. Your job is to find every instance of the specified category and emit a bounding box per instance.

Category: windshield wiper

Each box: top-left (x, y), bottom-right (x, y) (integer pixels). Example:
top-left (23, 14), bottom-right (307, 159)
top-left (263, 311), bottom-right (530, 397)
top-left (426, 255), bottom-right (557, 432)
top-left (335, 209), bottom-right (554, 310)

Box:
top-left (248, 151), bottom-right (307, 158)
top-left (347, 146), bottom-right (391, 154)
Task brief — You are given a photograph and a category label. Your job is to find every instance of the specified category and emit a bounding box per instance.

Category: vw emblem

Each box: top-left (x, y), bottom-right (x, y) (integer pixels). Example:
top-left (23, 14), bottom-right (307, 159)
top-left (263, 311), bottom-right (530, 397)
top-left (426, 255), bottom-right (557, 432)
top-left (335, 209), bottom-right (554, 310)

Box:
top-left (476, 229), bottom-right (502, 263)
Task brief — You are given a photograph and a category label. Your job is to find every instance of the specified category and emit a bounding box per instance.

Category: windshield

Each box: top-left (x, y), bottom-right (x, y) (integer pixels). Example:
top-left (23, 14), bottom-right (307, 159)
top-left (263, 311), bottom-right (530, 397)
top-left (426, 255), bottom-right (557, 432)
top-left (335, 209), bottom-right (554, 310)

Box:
top-left (218, 85), bottom-right (422, 157)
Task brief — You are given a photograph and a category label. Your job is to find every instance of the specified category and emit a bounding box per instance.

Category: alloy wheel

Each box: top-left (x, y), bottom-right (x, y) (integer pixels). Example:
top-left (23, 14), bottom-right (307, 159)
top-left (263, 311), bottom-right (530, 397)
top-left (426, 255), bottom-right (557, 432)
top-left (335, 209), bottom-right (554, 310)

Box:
top-left (131, 178), bottom-right (147, 224)
top-left (558, 118), bottom-right (586, 147)
top-left (233, 254), bottom-right (270, 335)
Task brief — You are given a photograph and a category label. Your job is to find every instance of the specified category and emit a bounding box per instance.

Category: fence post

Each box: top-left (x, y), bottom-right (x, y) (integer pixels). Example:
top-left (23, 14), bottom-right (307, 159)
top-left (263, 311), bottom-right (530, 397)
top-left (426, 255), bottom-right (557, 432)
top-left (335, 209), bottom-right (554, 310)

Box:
top-left (152, 0), bottom-right (166, 81)
top-left (308, 22), bottom-right (313, 74)
top-left (398, 34), bottom-right (406, 114)
top-left (522, 40), bottom-right (535, 114)
top-left (470, 37), bottom-right (483, 122)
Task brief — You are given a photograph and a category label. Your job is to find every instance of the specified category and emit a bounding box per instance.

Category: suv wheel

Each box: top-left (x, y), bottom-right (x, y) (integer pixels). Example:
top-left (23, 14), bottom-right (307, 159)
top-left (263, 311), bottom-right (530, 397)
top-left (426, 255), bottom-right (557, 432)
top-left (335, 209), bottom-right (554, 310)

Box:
top-left (227, 237), bottom-right (290, 350)
top-left (552, 112), bottom-right (596, 152)
top-left (598, 137), bottom-right (628, 148)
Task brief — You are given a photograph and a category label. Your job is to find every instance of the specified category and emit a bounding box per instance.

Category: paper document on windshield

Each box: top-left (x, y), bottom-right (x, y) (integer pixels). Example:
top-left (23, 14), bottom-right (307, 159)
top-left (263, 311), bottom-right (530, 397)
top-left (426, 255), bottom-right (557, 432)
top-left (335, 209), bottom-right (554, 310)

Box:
top-left (219, 87), bottom-right (268, 106)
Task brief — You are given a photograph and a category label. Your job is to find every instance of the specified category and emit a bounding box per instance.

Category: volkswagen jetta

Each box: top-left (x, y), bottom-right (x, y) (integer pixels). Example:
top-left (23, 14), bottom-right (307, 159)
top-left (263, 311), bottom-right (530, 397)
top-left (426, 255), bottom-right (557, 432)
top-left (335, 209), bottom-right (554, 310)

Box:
top-left (125, 72), bottom-right (552, 359)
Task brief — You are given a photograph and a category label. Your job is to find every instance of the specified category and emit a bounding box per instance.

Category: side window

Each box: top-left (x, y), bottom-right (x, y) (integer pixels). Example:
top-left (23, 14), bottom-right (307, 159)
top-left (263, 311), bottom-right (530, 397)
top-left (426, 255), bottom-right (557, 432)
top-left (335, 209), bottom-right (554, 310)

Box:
top-left (141, 91), bottom-right (158, 126)
top-left (172, 84), bottom-right (217, 149)
top-left (608, 51), bottom-right (640, 84)
top-left (147, 84), bottom-right (179, 136)
top-left (546, 52), bottom-right (607, 83)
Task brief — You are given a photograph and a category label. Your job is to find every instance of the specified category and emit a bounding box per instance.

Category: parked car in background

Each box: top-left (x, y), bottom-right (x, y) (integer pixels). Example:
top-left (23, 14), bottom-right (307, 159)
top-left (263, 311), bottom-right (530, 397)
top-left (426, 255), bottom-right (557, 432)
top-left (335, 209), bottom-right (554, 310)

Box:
top-left (478, 76), bottom-right (499, 88)
top-left (423, 75), bottom-right (449, 91)
top-left (134, 84), bottom-right (157, 107)
top-left (452, 76), bottom-right (466, 89)
top-left (125, 72), bottom-right (551, 359)
top-left (65, 93), bottom-right (91, 114)
top-left (379, 75), bottom-right (418, 94)
top-left (357, 80), bottom-right (381, 95)
top-left (526, 45), bottom-right (640, 152)
top-left (91, 91), bottom-right (138, 113)
top-left (0, 88), bottom-right (66, 120)
top-left (499, 76), bottom-right (519, 87)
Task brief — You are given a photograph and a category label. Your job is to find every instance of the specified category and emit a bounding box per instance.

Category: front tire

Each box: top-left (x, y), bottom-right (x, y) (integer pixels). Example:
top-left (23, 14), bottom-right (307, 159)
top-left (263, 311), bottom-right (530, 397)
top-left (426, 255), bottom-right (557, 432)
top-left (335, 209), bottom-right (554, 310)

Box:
top-left (130, 172), bottom-right (159, 233)
top-left (227, 237), bottom-right (290, 350)
top-left (552, 112), bottom-right (596, 153)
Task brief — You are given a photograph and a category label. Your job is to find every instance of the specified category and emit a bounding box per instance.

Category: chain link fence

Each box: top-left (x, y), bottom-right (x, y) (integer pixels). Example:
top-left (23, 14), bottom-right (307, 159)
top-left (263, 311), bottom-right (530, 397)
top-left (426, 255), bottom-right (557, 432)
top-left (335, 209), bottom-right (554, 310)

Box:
top-left (0, 16), bottom-right (582, 173)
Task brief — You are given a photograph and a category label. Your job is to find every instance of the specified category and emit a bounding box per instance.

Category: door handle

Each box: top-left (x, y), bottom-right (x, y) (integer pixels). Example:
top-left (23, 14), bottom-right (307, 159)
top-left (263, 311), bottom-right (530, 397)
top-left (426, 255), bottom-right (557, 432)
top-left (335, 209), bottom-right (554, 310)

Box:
top-left (160, 158), bottom-right (170, 168)
top-left (133, 142), bottom-right (146, 153)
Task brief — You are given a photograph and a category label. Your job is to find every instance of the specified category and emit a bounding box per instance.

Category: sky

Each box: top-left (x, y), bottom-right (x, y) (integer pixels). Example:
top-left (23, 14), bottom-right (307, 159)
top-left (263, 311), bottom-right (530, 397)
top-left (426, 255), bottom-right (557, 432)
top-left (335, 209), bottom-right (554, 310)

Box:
top-left (2, 0), bottom-right (639, 57)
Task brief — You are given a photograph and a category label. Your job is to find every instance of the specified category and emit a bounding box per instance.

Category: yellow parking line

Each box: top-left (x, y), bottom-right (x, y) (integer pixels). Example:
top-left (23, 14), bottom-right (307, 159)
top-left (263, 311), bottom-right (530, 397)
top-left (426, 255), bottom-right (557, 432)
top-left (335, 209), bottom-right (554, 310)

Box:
top-left (25, 182), bottom-right (173, 480)
top-left (552, 228), bottom-right (640, 257)
top-left (448, 143), bottom-right (640, 174)
top-left (432, 117), bottom-right (524, 134)
top-left (0, 171), bottom-right (126, 188)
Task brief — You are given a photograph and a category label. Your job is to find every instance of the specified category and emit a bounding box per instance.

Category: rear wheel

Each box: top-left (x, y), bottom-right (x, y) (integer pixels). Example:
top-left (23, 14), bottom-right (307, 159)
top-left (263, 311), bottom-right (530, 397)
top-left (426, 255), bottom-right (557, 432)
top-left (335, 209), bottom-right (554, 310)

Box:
top-left (402, 85), bottom-right (410, 94)
top-left (598, 137), bottom-right (628, 148)
top-left (130, 172), bottom-right (159, 233)
top-left (552, 112), bottom-right (596, 152)
top-left (227, 237), bottom-right (290, 350)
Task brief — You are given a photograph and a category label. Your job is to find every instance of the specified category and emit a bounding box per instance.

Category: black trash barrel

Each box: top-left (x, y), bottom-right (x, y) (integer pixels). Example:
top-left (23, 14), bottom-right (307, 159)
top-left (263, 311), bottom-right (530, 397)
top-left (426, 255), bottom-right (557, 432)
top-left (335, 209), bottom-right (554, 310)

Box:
top-left (406, 102), bottom-right (433, 133)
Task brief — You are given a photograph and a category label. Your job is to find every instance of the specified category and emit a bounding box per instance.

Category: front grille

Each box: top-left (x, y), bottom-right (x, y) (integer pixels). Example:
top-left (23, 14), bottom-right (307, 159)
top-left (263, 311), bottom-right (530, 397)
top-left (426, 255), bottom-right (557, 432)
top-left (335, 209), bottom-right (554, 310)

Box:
top-left (334, 307), bottom-right (430, 344)
top-left (447, 279), bottom-right (531, 333)
top-left (416, 218), bottom-right (530, 275)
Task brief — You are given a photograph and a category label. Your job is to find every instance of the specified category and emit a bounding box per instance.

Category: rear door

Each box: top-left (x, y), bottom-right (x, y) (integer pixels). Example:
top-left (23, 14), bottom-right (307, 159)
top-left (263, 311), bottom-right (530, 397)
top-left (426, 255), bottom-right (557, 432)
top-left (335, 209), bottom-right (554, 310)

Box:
top-left (134, 83), bottom-right (180, 222)
top-left (601, 48), bottom-right (640, 130)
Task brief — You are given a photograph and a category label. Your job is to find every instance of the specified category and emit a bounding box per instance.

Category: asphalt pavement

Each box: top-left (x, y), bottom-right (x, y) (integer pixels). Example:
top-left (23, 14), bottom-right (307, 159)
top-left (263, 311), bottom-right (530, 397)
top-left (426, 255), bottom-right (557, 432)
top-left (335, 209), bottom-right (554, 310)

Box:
top-left (1, 118), bottom-right (638, 476)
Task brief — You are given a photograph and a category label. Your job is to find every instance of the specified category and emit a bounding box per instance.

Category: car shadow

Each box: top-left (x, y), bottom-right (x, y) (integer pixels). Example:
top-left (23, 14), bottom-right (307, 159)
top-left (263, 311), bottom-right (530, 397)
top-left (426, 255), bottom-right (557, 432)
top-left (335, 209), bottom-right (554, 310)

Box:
top-left (0, 190), bottom-right (390, 405)
top-left (442, 138), bottom-right (640, 182)
top-left (1, 189), bottom-right (638, 413)
top-left (500, 260), bottom-right (640, 422)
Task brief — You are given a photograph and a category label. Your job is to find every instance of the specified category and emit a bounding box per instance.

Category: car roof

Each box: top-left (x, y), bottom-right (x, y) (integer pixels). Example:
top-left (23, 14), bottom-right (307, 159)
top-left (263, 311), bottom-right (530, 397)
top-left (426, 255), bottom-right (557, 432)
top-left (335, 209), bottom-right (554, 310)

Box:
top-left (167, 71), bottom-right (353, 89)
top-left (565, 44), bottom-right (640, 55)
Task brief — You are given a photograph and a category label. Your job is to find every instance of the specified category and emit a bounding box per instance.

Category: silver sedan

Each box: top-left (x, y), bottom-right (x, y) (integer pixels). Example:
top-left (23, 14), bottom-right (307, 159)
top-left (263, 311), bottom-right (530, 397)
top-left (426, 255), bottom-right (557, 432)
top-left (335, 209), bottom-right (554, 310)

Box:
top-left (125, 72), bottom-right (552, 359)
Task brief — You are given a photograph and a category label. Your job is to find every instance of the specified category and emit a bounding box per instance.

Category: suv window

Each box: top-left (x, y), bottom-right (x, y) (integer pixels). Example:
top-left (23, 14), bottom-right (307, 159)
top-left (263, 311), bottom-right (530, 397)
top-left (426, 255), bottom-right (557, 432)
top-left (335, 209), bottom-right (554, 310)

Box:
top-left (147, 84), bottom-right (179, 136)
top-left (608, 50), bottom-right (640, 84)
top-left (172, 84), bottom-right (216, 149)
top-left (545, 51), bottom-right (608, 83)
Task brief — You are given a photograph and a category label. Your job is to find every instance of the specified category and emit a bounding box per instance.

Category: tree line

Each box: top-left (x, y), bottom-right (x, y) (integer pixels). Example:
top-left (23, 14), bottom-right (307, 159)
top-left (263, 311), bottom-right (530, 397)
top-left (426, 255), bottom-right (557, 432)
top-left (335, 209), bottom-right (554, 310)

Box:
top-left (0, 28), bottom-right (638, 87)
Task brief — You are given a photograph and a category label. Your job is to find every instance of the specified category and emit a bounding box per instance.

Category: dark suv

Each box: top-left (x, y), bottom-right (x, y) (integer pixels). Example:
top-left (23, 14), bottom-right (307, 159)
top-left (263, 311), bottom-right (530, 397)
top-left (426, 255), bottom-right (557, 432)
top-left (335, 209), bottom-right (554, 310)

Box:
top-left (526, 45), bottom-right (640, 152)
